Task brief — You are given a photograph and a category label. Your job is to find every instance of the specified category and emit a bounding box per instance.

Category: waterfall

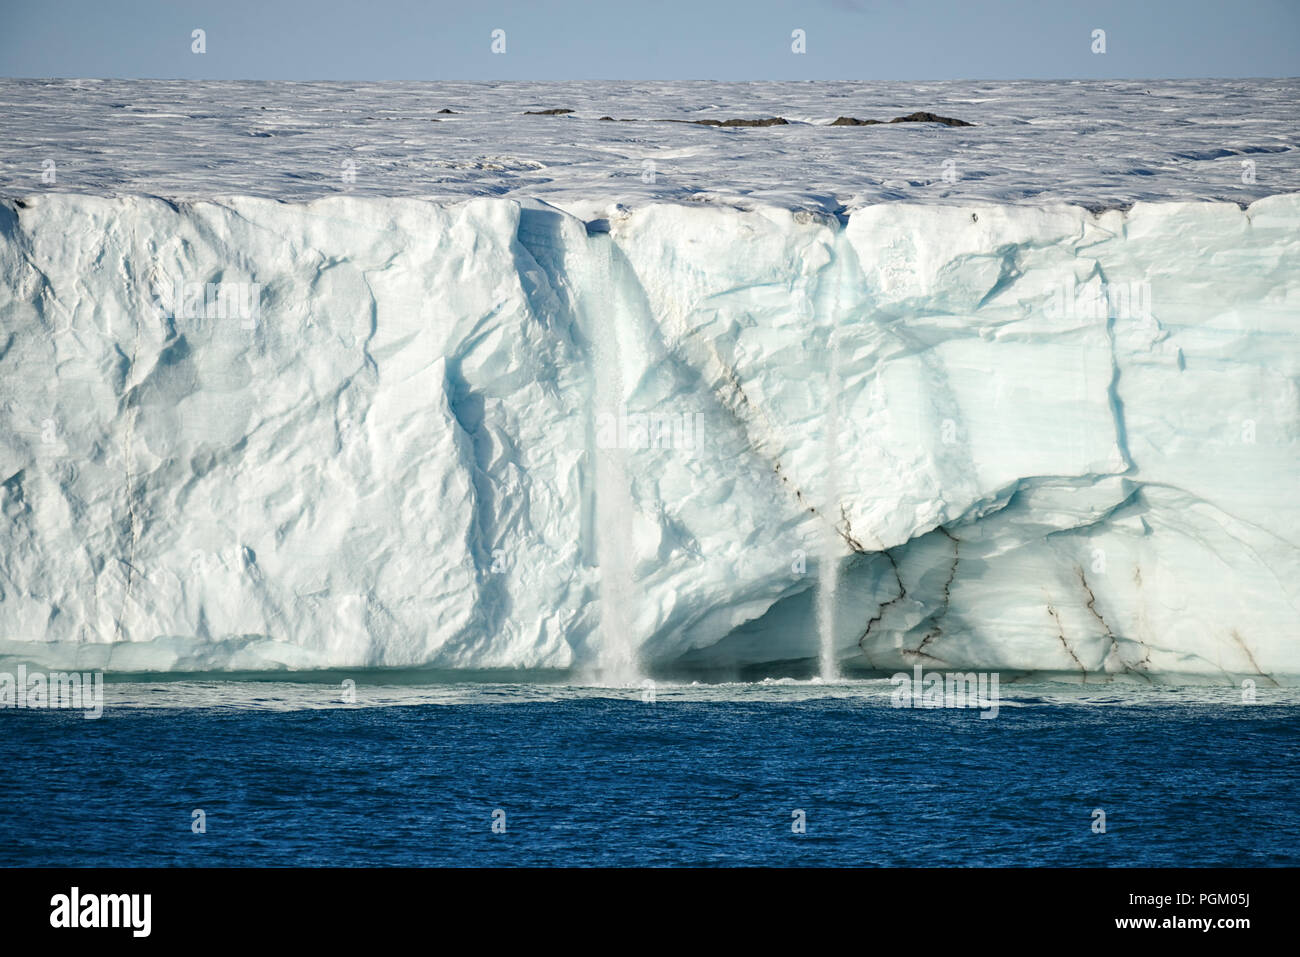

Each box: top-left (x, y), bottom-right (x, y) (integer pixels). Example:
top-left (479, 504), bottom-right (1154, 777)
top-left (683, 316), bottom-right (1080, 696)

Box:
top-left (588, 237), bottom-right (641, 687)
top-left (817, 323), bottom-right (842, 682)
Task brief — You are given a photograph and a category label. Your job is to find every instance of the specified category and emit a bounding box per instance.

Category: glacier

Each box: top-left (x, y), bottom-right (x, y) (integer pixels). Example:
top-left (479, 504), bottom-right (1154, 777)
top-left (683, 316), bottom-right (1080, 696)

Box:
top-left (0, 188), bottom-right (1296, 681)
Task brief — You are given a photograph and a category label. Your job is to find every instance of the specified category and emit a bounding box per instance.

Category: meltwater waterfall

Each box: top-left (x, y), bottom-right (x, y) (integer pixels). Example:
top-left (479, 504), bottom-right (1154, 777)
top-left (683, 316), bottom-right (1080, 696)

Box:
top-left (817, 324), bottom-right (842, 682)
top-left (588, 236), bottom-right (641, 687)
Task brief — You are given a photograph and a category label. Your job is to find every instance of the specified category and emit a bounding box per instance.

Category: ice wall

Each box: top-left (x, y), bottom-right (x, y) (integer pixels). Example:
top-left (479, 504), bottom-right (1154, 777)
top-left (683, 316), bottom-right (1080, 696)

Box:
top-left (0, 193), bottom-right (1296, 680)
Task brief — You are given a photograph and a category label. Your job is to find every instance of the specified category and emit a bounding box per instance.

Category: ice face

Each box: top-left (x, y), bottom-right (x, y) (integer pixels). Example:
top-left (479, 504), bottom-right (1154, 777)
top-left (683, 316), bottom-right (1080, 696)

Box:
top-left (0, 191), bottom-right (1296, 680)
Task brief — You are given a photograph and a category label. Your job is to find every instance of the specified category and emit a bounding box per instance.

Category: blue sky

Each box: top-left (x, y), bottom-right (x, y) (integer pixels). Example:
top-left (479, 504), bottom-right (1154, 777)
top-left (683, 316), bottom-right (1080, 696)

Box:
top-left (1, 0), bottom-right (1297, 80)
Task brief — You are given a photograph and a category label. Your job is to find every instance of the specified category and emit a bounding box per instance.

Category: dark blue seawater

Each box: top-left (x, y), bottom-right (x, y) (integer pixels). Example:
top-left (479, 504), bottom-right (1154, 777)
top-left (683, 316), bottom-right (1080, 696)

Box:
top-left (2, 687), bottom-right (1297, 866)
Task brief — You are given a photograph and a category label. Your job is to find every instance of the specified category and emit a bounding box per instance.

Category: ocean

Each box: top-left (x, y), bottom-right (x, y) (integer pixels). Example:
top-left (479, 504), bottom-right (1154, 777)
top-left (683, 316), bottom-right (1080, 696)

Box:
top-left (3, 679), bottom-right (1296, 867)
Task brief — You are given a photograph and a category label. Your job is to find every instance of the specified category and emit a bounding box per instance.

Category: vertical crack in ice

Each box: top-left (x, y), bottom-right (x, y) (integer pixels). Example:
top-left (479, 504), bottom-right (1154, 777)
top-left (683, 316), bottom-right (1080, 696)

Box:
top-left (837, 504), bottom-right (866, 553)
top-left (1231, 629), bottom-right (1280, 687)
top-left (356, 270), bottom-right (381, 378)
top-left (1091, 262), bottom-right (1136, 473)
top-left (1045, 595), bottom-right (1087, 680)
top-left (1077, 565), bottom-right (1152, 683)
top-left (114, 294), bottom-right (145, 642)
top-left (857, 549), bottom-right (907, 653)
top-left (910, 526), bottom-right (959, 662)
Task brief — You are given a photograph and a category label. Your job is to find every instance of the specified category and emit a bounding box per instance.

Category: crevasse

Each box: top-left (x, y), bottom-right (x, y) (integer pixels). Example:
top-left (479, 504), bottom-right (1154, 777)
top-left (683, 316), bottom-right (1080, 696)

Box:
top-left (0, 193), bottom-right (1296, 681)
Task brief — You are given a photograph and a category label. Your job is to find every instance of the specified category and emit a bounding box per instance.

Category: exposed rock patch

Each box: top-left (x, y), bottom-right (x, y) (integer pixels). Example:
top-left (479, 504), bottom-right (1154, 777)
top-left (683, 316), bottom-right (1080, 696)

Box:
top-left (890, 111), bottom-right (973, 126)
top-left (691, 116), bottom-right (790, 127)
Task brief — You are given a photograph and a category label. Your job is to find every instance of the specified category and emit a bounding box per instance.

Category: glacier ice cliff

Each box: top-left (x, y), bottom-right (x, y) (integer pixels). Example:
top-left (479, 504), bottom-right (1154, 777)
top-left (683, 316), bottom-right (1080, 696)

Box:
top-left (0, 192), bottom-right (1297, 681)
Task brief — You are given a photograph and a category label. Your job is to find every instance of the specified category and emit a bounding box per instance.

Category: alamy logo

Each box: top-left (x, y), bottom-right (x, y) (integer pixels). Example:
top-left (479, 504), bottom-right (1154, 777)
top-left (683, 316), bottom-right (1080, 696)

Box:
top-left (0, 666), bottom-right (103, 719)
top-left (153, 277), bottom-right (262, 329)
top-left (891, 664), bottom-right (1000, 718)
top-left (50, 887), bottom-right (151, 937)
top-left (596, 406), bottom-right (706, 451)
top-left (1044, 279), bottom-right (1152, 321)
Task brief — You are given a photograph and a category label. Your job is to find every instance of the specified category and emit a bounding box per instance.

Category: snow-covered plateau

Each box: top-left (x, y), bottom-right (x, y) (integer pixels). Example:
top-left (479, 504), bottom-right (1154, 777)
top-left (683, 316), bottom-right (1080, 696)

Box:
top-left (0, 80), bottom-right (1296, 681)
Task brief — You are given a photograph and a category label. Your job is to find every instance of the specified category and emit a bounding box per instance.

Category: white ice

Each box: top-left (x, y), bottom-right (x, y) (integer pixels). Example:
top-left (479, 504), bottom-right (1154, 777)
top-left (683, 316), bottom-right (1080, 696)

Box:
top-left (1, 78), bottom-right (1296, 215)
